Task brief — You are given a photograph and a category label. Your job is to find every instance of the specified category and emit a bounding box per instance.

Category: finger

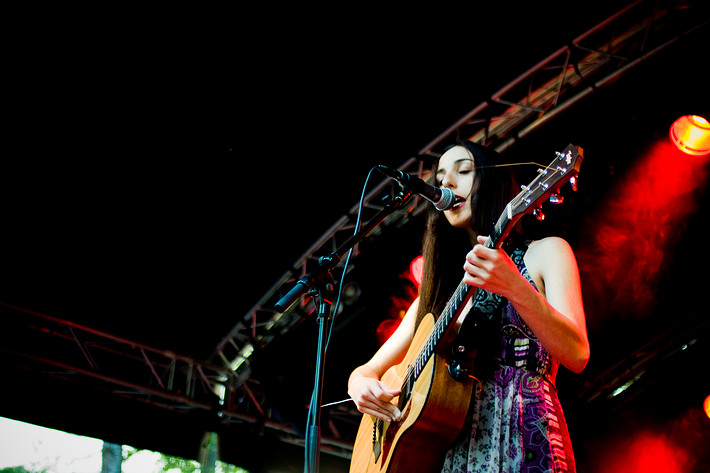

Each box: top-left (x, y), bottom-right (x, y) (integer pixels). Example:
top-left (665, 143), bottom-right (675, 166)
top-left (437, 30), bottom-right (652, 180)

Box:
top-left (361, 397), bottom-right (402, 422)
top-left (386, 387), bottom-right (402, 396)
top-left (464, 260), bottom-right (488, 286)
top-left (371, 380), bottom-right (400, 399)
top-left (374, 387), bottom-right (403, 420)
top-left (466, 250), bottom-right (481, 265)
top-left (361, 405), bottom-right (399, 423)
top-left (378, 387), bottom-right (402, 401)
top-left (473, 243), bottom-right (493, 259)
top-left (465, 273), bottom-right (482, 287)
top-left (465, 254), bottom-right (487, 275)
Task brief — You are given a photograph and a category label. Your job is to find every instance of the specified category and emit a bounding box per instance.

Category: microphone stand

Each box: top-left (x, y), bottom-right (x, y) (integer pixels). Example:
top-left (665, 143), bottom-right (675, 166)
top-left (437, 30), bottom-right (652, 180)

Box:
top-left (275, 186), bottom-right (415, 473)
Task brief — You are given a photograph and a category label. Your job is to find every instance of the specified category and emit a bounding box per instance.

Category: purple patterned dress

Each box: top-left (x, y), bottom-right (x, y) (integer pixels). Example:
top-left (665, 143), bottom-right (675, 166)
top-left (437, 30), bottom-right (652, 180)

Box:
top-left (440, 246), bottom-right (577, 473)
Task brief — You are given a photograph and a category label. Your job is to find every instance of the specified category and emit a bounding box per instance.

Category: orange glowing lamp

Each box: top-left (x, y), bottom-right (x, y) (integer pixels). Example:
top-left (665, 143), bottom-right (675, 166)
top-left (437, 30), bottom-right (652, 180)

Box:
top-left (670, 114), bottom-right (710, 156)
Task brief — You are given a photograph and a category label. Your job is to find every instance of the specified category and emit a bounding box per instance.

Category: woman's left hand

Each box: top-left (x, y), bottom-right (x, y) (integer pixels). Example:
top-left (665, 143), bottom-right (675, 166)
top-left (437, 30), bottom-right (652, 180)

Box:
top-left (463, 235), bottom-right (524, 298)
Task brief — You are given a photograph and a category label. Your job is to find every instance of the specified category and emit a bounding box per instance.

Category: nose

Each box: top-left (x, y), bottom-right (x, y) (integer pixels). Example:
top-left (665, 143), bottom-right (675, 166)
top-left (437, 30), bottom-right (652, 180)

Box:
top-left (440, 171), bottom-right (455, 189)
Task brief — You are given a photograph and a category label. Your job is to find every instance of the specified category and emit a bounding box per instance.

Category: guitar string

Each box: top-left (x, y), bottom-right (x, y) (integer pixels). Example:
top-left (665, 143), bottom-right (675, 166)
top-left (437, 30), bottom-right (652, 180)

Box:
top-left (396, 163), bottom-right (567, 395)
top-left (398, 184), bottom-right (522, 393)
top-left (326, 156), bottom-right (574, 408)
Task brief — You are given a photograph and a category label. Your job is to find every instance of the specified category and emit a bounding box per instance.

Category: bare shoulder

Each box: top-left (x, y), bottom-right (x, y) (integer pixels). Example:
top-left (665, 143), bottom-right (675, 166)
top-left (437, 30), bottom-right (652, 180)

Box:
top-left (524, 237), bottom-right (578, 294)
top-left (527, 236), bottom-right (574, 258)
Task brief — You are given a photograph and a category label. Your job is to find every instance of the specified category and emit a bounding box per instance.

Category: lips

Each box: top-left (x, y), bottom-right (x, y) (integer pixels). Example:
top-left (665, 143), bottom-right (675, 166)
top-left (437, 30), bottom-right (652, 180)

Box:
top-left (451, 195), bottom-right (467, 209)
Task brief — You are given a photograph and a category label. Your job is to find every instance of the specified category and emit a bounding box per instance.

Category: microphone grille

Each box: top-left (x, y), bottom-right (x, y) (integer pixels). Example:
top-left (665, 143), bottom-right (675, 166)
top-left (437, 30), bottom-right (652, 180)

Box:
top-left (435, 188), bottom-right (455, 211)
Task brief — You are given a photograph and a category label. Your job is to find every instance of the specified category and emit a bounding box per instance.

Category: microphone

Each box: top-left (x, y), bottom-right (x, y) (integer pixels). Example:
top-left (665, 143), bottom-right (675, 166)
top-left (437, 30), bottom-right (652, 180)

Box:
top-left (377, 165), bottom-right (455, 211)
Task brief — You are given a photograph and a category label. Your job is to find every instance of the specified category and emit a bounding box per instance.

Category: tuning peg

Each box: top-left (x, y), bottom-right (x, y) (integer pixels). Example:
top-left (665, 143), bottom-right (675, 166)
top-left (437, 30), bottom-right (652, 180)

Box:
top-left (533, 207), bottom-right (545, 221)
top-left (569, 176), bottom-right (578, 191)
top-left (549, 193), bottom-right (564, 204)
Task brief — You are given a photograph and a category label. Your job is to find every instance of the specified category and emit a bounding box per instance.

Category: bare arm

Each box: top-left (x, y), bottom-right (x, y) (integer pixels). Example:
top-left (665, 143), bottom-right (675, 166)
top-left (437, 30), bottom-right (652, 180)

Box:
top-left (463, 236), bottom-right (590, 373)
top-left (347, 297), bottom-right (419, 422)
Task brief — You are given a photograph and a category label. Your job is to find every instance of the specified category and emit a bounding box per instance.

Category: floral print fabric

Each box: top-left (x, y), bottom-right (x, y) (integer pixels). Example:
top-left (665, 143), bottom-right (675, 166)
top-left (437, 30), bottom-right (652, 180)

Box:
top-left (440, 246), bottom-right (576, 472)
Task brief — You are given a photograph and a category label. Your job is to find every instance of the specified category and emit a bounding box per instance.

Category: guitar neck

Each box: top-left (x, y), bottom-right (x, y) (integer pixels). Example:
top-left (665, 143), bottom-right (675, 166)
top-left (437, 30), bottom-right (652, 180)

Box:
top-left (401, 211), bottom-right (515, 394)
top-left (399, 143), bottom-right (583, 400)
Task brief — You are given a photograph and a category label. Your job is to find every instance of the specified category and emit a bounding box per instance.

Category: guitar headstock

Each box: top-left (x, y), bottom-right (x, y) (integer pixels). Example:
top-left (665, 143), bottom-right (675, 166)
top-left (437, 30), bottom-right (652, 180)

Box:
top-left (509, 143), bottom-right (584, 222)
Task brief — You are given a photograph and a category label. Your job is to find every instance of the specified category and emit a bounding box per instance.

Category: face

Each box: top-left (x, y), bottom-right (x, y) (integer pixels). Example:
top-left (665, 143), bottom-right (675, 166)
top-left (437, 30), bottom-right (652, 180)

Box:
top-left (436, 145), bottom-right (478, 230)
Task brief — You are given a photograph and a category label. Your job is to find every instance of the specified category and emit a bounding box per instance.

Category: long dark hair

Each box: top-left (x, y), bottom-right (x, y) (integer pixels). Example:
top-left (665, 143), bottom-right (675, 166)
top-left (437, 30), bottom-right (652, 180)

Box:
top-left (416, 140), bottom-right (519, 324)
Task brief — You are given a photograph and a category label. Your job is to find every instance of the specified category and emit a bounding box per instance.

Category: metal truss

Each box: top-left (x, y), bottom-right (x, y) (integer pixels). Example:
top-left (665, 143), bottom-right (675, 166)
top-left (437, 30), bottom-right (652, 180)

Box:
top-left (419, 0), bottom-right (709, 158)
top-left (210, 0), bottom-right (709, 396)
top-left (208, 157), bottom-right (431, 386)
top-left (0, 301), bottom-right (356, 458)
top-left (1, 302), bottom-right (230, 415)
top-left (3, 0), bottom-right (706, 462)
top-left (205, 0), bottom-right (709, 457)
top-left (576, 310), bottom-right (709, 410)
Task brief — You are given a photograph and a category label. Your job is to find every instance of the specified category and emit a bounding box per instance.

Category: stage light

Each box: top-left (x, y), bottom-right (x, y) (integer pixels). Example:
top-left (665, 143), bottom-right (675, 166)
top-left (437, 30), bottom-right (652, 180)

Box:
top-left (409, 255), bottom-right (424, 288)
top-left (376, 318), bottom-right (401, 345)
top-left (669, 114), bottom-right (710, 156)
top-left (704, 393), bottom-right (710, 419)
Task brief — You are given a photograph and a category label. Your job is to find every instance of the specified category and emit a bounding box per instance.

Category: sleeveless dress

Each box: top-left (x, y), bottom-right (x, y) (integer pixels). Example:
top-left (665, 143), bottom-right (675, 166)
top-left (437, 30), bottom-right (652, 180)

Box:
top-left (440, 245), bottom-right (577, 473)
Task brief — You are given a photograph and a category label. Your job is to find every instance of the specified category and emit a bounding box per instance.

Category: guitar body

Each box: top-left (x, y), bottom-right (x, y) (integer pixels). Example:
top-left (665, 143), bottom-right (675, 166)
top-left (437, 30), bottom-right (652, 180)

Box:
top-left (349, 312), bottom-right (475, 473)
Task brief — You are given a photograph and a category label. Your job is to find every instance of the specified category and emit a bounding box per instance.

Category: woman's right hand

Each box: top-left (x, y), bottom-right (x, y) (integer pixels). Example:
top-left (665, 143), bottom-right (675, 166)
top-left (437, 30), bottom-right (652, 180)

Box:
top-left (348, 373), bottom-right (402, 423)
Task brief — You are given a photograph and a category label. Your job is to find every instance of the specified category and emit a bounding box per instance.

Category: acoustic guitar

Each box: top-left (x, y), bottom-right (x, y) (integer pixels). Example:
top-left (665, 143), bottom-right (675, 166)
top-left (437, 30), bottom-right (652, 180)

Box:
top-left (349, 144), bottom-right (584, 473)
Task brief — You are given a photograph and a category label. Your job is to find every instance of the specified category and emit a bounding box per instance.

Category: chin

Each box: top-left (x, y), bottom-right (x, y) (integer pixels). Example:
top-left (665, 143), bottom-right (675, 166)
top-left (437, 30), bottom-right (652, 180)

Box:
top-left (445, 211), bottom-right (472, 229)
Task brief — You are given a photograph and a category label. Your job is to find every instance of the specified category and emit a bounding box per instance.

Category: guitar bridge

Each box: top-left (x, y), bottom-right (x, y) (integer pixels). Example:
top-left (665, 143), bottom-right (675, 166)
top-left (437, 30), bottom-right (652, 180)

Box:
top-left (372, 419), bottom-right (382, 462)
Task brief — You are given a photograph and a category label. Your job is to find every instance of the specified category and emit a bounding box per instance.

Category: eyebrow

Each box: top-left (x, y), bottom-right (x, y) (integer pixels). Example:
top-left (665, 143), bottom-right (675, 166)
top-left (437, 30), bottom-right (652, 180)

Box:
top-left (436, 158), bottom-right (474, 175)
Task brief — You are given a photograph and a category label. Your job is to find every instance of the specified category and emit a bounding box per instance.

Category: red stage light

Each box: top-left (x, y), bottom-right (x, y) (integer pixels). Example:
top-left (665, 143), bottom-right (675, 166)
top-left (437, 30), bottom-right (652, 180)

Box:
top-left (669, 115), bottom-right (710, 156)
top-left (409, 255), bottom-right (424, 288)
top-left (376, 318), bottom-right (401, 345)
top-left (704, 394), bottom-right (710, 420)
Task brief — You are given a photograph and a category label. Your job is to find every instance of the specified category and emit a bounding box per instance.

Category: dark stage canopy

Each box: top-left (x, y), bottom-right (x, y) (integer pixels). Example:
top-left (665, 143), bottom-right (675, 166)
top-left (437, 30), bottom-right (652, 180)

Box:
top-left (2, 1), bottom-right (709, 472)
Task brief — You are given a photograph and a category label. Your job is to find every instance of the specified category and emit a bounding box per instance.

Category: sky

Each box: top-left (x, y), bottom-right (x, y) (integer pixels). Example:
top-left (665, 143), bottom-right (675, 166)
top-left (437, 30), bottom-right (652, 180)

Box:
top-left (0, 416), bottom-right (103, 473)
top-left (0, 416), bottom-right (237, 473)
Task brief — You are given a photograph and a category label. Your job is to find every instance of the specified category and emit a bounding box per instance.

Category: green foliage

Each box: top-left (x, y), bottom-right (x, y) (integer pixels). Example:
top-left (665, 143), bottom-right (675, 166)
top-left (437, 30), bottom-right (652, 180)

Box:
top-left (217, 463), bottom-right (250, 473)
top-left (0, 467), bottom-right (47, 473)
top-left (121, 444), bottom-right (249, 473)
top-left (159, 455), bottom-right (200, 473)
